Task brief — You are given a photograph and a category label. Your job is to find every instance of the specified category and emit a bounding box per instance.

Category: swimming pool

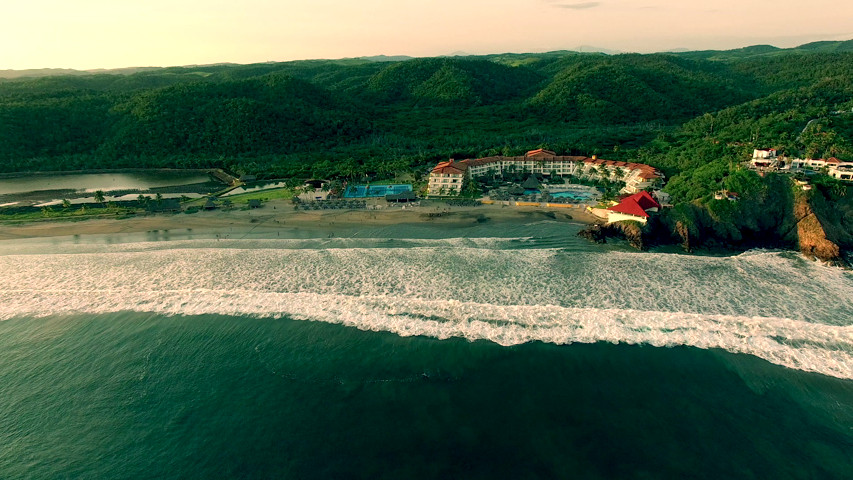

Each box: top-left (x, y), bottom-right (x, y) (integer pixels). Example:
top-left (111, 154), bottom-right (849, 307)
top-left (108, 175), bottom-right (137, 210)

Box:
top-left (344, 184), bottom-right (413, 198)
top-left (550, 191), bottom-right (587, 199)
top-left (549, 190), bottom-right (599, 202)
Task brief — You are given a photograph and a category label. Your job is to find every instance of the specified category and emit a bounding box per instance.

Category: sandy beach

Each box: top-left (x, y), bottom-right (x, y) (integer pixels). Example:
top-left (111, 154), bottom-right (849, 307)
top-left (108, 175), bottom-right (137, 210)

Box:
top-left (0, 198), bottom-right (597, 241)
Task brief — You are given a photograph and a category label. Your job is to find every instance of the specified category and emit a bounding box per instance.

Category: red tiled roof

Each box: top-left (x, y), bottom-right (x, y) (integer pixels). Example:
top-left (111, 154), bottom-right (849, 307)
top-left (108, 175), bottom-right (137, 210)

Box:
top-left (431, 152), bottom-right (661, 179)
top-left (632, 191), bottom-right (661, 210)
top-left (608, 198), bottom-right (650, 218)
top-left (526, 148), bottom-right (557, 157)
top-left (607, 191), bottom-right (661, 218)
top-left (826, 157), bottom-right (841, 164)
top-left (464, 156), bottom-right (502, 167)
top-left (431, 160), bottom-right (467, 175)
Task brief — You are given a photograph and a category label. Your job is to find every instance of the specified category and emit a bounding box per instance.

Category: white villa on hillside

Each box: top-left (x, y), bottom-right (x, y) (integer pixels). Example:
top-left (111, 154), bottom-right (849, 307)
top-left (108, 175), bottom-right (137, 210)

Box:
top-left (427, 149), bottom-right (663, 196)
top-left (751, 148), bottom-right (779, 168)
top-left (828, 160), bottom-right (853, 181)
top-left (750, 148), bottom-right (853, 182)
top-left (785, 156), bottom-right (853, 181)
top-left (788, 157), bottom-right (832, 169)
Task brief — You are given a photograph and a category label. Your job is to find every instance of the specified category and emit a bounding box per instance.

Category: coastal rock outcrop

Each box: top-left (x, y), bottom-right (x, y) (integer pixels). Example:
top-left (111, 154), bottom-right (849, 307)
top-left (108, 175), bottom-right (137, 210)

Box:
top-left (577, 221), bottom-right (646, 250)
top-left (606, 220), bottom-right (646, 250)
top-left (794, 193), bottom-right (845, 265)
top-left (577, 223), bottom-right (607, 243)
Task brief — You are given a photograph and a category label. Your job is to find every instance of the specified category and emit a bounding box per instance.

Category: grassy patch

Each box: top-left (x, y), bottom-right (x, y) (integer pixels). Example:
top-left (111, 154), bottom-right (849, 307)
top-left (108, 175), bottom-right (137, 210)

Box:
top-left (0, 206), bottom-right (137, 223)
top-left (222, 187), bottom-right (295, 204)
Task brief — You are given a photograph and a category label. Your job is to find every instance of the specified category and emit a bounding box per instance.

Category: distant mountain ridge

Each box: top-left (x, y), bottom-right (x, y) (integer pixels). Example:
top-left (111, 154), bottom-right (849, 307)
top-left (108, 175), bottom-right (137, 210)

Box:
top-left (2, 39), bottom-right (851, 79)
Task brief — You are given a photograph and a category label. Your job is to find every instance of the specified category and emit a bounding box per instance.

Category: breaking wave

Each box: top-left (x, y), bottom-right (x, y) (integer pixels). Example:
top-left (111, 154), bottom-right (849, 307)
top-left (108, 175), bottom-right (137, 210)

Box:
top-left (1, 240), bottom-right (851, 379)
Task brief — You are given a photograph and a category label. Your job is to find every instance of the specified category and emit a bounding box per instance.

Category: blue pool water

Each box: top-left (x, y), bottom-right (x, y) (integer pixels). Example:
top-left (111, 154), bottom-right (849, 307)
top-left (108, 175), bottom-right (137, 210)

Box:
top-left (344, 184), bottom-right (413, 198)
top-left (551, 191), bottom-right (587, 199)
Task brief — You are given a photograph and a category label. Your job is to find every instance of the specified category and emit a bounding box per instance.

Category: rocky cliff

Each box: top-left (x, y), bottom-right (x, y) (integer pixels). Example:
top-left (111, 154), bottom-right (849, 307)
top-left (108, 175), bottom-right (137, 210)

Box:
top-left (578, 181), bottom-right (851, 266)
top-left (793, 195), bottom-right (840, 262)
top-left (795, 187), bottom-right (852, 265)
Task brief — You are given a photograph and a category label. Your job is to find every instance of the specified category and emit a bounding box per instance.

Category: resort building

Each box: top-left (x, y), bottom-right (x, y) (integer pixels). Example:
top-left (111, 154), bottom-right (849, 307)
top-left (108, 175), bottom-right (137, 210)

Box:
top-left (427, 159), bottom-right (468, 195)
top-left (427, 149), bottom-right (663, 196)
top-left (787, 157), bottom-right (829, 169)
top-left (780, 156), bottom-right (853, 181)
top-left (828, 159), bottom-right (853, 181)
top-left (751, 148), bottom-right (779, 168)
top-left (605, 191), bottom-right (661, 225)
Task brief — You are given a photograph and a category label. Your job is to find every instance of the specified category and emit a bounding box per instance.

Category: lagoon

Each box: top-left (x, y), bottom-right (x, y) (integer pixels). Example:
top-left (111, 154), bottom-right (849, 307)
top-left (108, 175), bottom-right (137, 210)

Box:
top-left (0, 170), bottom-right (213, 196)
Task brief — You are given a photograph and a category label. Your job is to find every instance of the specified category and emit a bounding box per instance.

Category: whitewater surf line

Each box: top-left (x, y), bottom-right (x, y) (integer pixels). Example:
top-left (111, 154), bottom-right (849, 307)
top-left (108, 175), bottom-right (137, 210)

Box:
top-left (0, 236), bottom-right (850, 379)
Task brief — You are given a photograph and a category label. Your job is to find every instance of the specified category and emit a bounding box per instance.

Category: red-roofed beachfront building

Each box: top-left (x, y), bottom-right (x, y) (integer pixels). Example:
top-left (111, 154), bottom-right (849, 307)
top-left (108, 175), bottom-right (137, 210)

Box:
top-left (427, 159), bottom-right (469, 195)
top-left (606, 191), bottom-right (661, 225)
top-left (427, 149), bottom-right (664, 196)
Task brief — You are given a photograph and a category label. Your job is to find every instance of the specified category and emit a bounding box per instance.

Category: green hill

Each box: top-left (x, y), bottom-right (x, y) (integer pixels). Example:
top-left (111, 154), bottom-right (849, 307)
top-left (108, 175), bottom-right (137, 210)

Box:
top-left (363, 57), bottom-right (544, 105)
top-left (1, 42), bottom-right (852, 180)
top-left (527, 54), bottom-right (755, 123)
top-left (0, 73), bottom-right (371, 171)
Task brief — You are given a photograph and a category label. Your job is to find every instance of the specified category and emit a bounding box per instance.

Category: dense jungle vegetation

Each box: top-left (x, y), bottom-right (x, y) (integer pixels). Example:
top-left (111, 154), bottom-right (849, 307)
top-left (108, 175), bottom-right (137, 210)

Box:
top-left (2, 40), bottom-right (852, 213)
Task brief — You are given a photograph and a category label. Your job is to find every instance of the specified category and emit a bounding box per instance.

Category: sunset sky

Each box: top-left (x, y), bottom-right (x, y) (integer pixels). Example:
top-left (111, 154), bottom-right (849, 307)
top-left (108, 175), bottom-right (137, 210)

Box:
top-left (2, 0), bottom-right (851, 70)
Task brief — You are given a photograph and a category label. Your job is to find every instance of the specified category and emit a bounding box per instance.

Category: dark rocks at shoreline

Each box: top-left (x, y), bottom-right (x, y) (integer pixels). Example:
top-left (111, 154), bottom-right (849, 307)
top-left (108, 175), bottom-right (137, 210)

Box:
top-left (576, 185), bottom-right (851, 266)
top-left (578, 221), bottom-right (647, 249)
top-left (608, 221), bottom-right (646, 250)
top-left (577, 224), bottom-right (607, 244)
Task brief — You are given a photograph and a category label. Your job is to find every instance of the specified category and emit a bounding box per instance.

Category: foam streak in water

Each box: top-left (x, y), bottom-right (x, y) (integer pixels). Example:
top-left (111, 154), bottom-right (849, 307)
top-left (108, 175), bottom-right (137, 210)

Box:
top-left (0, 243), bottom-right (851, 379)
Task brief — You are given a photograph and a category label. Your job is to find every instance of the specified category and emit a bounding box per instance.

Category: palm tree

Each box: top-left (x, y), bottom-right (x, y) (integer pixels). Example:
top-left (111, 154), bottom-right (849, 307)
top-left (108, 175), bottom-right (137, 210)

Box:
top-left (61, 199), bottom-right (71, 210)
top-left (137, 194), bottom-right (150, 208)
top-left (93, 190), bottom-right (105, 205)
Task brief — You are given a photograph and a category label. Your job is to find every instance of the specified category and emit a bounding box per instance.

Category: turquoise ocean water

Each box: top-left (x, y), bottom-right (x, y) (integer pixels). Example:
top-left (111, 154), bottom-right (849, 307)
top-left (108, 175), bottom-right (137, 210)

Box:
top-left (0, 219), bottom-right (851, 478)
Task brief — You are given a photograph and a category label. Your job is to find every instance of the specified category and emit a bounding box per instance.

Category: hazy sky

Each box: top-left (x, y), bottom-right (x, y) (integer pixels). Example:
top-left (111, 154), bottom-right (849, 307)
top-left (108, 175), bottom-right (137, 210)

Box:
top-left (2, 0), bottom-right (852, 70)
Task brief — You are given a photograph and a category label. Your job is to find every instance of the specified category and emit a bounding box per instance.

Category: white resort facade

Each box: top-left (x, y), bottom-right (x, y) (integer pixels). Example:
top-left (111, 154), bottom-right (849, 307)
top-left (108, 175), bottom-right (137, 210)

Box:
top-left (427, 159), bottom-right (468, 195)
top-left (790, 157), bottom-right (853, 181)
top-left (751, 149), bottom-right (853, 182)
top-left (427, 149), bottom-right (663, 196)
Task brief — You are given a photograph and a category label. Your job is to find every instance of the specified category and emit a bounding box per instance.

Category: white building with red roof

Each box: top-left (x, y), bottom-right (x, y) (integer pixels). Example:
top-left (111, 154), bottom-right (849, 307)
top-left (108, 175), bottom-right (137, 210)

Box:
top-left (783, 156), bottom-right (852, 181)
top-left (827, 158), bottom-right (853, 181)
top-left (427, 159), bottom-right (468, 195)
top-left (427, 149), bottom-right (663, 196)
top-left (605, 191), bottom-right (661, 225)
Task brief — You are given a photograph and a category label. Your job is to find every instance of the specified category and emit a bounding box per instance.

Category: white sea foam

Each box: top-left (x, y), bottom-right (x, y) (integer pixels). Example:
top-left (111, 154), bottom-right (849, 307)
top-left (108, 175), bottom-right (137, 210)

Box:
top-left (1, 242), bottom-right (851, 379)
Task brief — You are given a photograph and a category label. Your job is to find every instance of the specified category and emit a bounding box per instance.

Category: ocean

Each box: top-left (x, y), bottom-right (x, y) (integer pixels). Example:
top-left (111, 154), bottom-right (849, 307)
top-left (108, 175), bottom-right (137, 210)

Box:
top-left (0, 219), bottom-right (851, 479)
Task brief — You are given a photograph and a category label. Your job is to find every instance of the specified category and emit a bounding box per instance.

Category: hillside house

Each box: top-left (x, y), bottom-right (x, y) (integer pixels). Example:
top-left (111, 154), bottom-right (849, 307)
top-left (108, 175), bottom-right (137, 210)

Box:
top-left (750, 148), bottom-right (779, 169)
top-left (789, 158), bottom-right (828, 169)
top-left (714, 190), bottom-right (739, 201)
top-left (828, 159), bottom-right (853, 181)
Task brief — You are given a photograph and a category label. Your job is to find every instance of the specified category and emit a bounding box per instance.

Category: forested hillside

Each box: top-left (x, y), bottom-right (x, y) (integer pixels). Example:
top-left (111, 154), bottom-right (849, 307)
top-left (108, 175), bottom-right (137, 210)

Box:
top-left (1, 40), bottom-right (852, 195)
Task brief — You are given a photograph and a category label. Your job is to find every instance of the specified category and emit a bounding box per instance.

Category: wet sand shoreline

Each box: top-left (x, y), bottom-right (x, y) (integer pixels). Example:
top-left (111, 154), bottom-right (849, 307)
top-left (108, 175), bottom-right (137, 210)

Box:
top-left (0, 198), bottom-right (598, 241)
